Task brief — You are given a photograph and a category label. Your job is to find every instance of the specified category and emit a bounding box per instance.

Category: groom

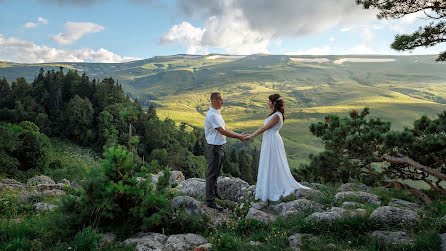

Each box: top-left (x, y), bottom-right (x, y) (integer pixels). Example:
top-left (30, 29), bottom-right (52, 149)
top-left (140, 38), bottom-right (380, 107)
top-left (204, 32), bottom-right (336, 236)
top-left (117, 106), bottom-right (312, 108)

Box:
top-left (204, 92), bottom-right (248, 211)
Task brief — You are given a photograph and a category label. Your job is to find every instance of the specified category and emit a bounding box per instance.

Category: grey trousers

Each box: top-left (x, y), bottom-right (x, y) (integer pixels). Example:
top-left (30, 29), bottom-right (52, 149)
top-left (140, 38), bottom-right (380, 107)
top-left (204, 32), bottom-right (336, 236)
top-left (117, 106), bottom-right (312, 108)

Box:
top-left (206, 144), bottom-right (224, 204)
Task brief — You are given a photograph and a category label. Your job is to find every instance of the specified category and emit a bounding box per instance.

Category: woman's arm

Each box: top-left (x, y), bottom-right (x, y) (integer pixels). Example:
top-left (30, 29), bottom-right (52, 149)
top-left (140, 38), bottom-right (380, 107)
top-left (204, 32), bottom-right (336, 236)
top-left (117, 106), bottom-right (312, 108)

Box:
top-left (247, 114), bottom-right (280, 139)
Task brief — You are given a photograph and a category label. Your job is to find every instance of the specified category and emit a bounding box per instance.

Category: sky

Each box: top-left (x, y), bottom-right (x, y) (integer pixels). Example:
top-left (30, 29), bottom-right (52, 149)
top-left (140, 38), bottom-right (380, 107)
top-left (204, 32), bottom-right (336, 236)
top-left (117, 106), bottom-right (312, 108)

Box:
top-left (0, 0), bottom-right (445, 63)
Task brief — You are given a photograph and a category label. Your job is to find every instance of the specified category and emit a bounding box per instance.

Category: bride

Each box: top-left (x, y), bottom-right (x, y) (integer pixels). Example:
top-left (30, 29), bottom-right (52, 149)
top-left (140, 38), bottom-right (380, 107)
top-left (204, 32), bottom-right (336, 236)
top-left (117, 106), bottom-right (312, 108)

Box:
top-left (246, 94), bottom-right (310, 202)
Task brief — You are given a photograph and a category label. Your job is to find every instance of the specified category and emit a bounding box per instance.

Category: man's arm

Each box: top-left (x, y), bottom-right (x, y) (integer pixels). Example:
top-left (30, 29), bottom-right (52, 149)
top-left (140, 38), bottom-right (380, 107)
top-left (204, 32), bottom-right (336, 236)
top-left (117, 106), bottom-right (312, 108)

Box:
top-left (216, 127), bottom-right (246, 141)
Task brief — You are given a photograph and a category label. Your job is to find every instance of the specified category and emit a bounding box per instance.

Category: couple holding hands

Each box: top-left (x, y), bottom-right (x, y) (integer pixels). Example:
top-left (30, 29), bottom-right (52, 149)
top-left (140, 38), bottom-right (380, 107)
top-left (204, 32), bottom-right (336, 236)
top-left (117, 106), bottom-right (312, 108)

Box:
top-left (204, 92), bottom-right (310, 211)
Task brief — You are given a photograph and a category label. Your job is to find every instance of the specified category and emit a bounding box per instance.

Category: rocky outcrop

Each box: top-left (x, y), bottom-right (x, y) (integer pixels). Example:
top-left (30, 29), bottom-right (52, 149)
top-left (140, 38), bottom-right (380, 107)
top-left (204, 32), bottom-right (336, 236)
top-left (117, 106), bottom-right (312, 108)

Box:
top-left (369, 206), bottom-right (419, 225)
top-left (34, 202), bottom-right (58, 211)
top-left (341, 201), bottom-right (363, 209)
top-left (177, 178), bottom-right (206, 199)
top-left (171, 196), bottom-right (203, 215)
top-left (272, 199), bottom-right (322, 218)
top-left (27, 175), bottom-right (55, 186)
top-left (123, 232), bottom-right (209, 251)
top-left (0, 179), bottom-right (26, 191)
top-left (305, 207), bottom-right (367, 224)
top-left (293, 188), bottom-right (324, 200)
top-left (388, 198), bottom-right (421, 212)
top-left (338, 183), bottom-right (370, 192)
top-left (245, 208), bottom-right (278, 224)
top-left (216, 176), bottom-right (251, 202)
top-left (288, 234), bottom-right (303, 251)
top-left (334, 191), bottom-right (381, 205)
top-left (370, 231), bottom-right (414, 245)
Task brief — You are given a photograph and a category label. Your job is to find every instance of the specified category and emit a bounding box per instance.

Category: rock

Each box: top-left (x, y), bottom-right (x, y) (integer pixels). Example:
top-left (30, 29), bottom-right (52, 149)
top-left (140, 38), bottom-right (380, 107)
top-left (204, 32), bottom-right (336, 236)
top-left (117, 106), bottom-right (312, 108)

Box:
top-left (341, 201), bottom-right (363, 209)
top-left (169, 171), bottom-right (185, 185)
top-left (305, 207), bottom-right (367, 223)
top-left (247, 185), bottom-right (256, 196)
top-left (441, 215), bottom-right (446, 225)
top-left (171, 196), bottom-right (203, 215)
top-left (299, 182), bottom-right (325, 190)
top-left (201, 205), bottom-right (234, 227)
top-left (100, 232), bottom-right (117, 247)
top-left (41, 189), bottom-right (66, 197)
top-left (153, 171), bottom-right (185, 186)
top-left (370, 231), bottom-right (414, 245)
top-left (338, 183), bottom-right (370, 192)
top-left (326, 243), bottom-right (337, 249)
top-left (293, 188), bottom-right (324, 200)
top-left (388, 198), bottom-right (421, 212)
top-left (124, 232), bottom-right (167, 251)
top-left (335, 191), bottom-right (381, 205)
top-left (35, 184), bottom-right (68, 192)
top-left (27, 175), bottom-right (55, 186)
top-left (0, 180), bottom-right (26, 191)
top-left (248, 241), bottom-right (262, 246)
top-left (440, 233), bottom-right (446, 251)
top-left (177, 178), bottom-right (206, 199)
top-left (272, 199), bottom-right (322, 218)
top-left (9, 219), bottom-right (22, 224)
top-left (194, 243), bottom-right (212, 250)
top-left (251, 201), bottom-right (269, 210)
top-left (216, 177), bottom-right (250, 202)
top-left (70, 181), bottom-right (82, 190)
top-left (165, 233), bottom-right (208, 251)
top-left (245, 208), bottom-right (277, 224)
top-left (34, 202), bottom-right (58, 211)
top-left (288, 234), bottom-right (303, 251)
top-left (57, 179), bottom-right (71, 186)
top-left (369, 206), bottom-right (419, 226)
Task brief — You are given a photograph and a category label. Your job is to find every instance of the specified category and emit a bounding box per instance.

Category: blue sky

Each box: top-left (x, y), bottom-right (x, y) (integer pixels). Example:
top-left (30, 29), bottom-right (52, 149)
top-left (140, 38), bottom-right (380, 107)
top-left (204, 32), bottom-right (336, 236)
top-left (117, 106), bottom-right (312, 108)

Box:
top-left (0, 0), bottom-right (445, 63)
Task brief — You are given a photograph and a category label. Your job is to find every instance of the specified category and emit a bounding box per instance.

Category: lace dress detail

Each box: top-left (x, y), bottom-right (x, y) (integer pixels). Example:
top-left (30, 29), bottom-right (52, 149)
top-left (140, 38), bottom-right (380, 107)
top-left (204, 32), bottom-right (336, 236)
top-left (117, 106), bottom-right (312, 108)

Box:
top-left (255, 112), bottom-right (310, 201)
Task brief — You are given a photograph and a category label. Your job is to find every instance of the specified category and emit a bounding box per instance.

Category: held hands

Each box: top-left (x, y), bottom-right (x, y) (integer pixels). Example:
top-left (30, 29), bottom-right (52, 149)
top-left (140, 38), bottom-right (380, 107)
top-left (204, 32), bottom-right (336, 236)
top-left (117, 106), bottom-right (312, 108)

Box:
top-left (238, 132), bottom-right (252, 142)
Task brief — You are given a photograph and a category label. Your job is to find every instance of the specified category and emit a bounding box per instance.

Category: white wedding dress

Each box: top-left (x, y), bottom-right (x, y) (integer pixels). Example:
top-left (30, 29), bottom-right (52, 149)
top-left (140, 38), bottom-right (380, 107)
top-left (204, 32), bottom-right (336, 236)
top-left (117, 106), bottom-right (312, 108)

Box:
top-left (255, 111), bottom-right (311, 201)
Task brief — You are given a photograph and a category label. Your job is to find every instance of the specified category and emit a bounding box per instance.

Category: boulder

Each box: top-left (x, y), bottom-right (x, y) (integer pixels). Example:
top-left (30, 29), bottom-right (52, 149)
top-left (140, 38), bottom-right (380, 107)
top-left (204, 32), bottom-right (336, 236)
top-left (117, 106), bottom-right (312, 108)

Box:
top-left (153, 171), bottom-right (185, 186)
top-left (34, 202), bottom-right (58, 211)
top-left (164, 233), bottom-right (208, 251)
top-left (216, 176), bottom-right (250, 202)
top-left (388, 198), bottom-right (421, 212)
top-left (100, 232), bottom-right (117, 247)
top-left (440, 233), bottom-right (446, 251)
top-left (177, 178), bottom-right (206, 199)
top-left (338, 183), bottom-right (370, 192)
top-left (334, 191), bottom-right (381, 205)
top-left (370, 231), bottom-right (414, 245)
top-left (0, 179), bottom-right (26, 191)
top-left (293, 188), bottom-right (324, 200)
top-left (57, 179), bottom-right (71, 186)
top-left (124, 232), bottom-right (167, 251)
top-left (27, 175), bottom-right (55, 186)
top-left (288, 234), bottom-right (303, 251)
top-left (299, 182), bottom-right (325, 190)
top-left (245, 208), bottom-right (277, 224)
top-left (195, 243), bottom-right (213, 250)
top-left (41, 189), bottom-right (66, 197)
top-left (369, 206), bottom-right (419, 226)
top-left (305, 207), bottom-right (367, 224)
top-left (272, 199), bottom-right (322, 218)
top-left (171, 196), bottom-right (203, 215)
top-left (35, 184), bottom-right (68, 192)
top-left (341, 201), bottom-right (363, 209)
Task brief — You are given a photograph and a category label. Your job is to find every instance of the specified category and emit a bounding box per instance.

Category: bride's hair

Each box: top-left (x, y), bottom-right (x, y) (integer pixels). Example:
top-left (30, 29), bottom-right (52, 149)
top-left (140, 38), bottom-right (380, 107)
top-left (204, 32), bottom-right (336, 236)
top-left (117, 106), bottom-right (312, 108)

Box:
top-left (268, 94), bottom-right (285, 122)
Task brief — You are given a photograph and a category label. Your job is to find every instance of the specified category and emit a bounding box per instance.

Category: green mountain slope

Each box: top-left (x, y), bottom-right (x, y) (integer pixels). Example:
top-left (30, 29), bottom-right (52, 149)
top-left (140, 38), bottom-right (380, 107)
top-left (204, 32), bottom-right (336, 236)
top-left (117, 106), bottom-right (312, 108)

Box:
top-left (2, 54), bottom-right (445, 166)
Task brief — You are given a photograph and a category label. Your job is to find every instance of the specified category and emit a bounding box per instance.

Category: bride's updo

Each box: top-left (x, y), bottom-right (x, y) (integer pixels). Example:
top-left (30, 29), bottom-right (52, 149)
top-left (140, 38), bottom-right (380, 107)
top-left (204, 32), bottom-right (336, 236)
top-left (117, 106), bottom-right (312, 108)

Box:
top-left (268, 94), bottom-right (285, 122)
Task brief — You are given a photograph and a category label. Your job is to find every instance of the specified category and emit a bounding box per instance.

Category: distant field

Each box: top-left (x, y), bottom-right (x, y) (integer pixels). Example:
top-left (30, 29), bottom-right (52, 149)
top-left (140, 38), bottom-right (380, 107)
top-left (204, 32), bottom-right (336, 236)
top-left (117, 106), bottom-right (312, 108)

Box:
top-left (2, 54), bottom-right (446, 167)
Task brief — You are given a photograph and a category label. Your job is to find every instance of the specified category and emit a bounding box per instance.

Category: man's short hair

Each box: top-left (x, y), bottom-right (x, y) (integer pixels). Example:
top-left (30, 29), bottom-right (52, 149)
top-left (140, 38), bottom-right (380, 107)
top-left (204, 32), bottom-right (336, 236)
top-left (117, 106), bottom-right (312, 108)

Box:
top-left (210, 92), bottom-right (222, 101)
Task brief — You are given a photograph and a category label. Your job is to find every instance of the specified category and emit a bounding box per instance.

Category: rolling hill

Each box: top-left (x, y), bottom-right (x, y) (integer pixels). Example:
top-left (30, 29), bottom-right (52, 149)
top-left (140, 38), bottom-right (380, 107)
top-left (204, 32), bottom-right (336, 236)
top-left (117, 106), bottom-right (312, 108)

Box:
top-left (2, 54), bottom-right (446, 167)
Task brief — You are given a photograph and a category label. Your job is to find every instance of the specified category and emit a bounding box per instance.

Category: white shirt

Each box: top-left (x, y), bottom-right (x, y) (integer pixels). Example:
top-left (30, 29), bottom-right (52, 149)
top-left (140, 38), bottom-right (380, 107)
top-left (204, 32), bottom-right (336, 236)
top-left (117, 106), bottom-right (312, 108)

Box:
top-left (204, 107), bottom-right (227, 145)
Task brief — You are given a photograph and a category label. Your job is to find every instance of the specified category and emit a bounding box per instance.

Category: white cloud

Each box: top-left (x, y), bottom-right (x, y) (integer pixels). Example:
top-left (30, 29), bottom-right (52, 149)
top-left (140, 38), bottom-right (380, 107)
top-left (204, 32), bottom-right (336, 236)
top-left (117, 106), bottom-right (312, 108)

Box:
top-left (329, 37), bottom-right (335, 42)
top-left (160, 21), bottom-right (207, 54)
top-left (50, 22), bottom-right (104, 45)
top-left (23, 17), bottom-right (48, 29)
top-left (0, 34), bottom-right (140, 63)
top-left (164, 0), bottom-right (377, 54)
top-left (347, 28), bottom-right (375, 54)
